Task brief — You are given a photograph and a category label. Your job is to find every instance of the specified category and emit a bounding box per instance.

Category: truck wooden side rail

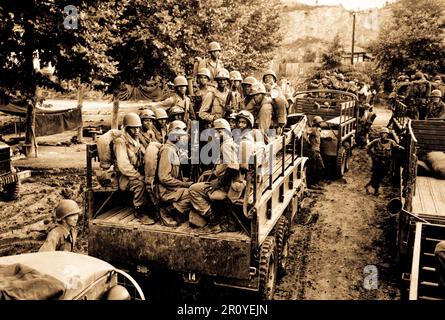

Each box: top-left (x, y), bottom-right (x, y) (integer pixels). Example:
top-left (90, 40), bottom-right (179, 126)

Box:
top-left (389, 116), bottom-right (445, 300)
top-left (86, 115), bottom-right (308, 299)
top-left (291, 89), bottom-right (359, 178)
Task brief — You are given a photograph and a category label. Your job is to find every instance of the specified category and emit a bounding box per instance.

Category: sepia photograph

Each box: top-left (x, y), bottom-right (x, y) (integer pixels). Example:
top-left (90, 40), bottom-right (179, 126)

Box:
top-left (0, 0), bottom-right (444, 307)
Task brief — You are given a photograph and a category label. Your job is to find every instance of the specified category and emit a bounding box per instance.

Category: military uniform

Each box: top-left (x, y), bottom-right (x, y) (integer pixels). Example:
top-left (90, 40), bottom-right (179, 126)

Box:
top-left (39, 225), bottom-right (77, 252)
top-left (245, 96), bottom-right (274, 132)
top-left (153, 93), bottom-right (195, 124)
top-left (199, 89), bottom-right (231, 127)
top-left (306, 126), bottom-right (325, 187)
top-left (157, 141), bottom-right (192, 214)
top-left (113, 131), bottom-right (147, 208)
top-left (189, 137), bottom-right (240, 217)
top-left (366, 137), bottom-right (400, 194)
top-left (197, 58), bottom-right (224, 81)
top-left (152, 124), bottom-right (167, 144)
top-left (426, 100), bottom-right (445, 119)
top-left (139, 129), bottom-right (155, 149)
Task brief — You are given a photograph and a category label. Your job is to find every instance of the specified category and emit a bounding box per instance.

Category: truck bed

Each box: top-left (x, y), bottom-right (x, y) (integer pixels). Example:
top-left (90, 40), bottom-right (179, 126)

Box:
top-left (412, 176), bottom-right (445, 219)
top-left (89, 207), bottom-right (252, 280)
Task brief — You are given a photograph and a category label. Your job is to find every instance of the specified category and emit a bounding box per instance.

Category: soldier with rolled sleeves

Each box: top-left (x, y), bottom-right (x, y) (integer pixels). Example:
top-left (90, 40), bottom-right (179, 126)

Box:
top-left (148, 76), bottom-right (195, 125)
top-left (189, 119), bottom-right (240, 233)
top-left (152, 108), bottom-right (169, 144)
top-left (195, 41), bottom-right (224, 83)
top-left (39, 199), bottom-right (80, 252)
top-left (113, 113), bottom-right (154, 224)
top-left (365, 127), bottom-right (403, 196)
top-left (263, 69), bottom-right (288, 135)
top-left (138, 109), bottom-right (157, 149)
top-left (193, 68), bottom-right (215, 112)
top-left (245, 82), bottom-right (274, 134)
top-left (157, 120), bottom-right (193, 227)
top-left (199, 68), bottom-right (232, 128)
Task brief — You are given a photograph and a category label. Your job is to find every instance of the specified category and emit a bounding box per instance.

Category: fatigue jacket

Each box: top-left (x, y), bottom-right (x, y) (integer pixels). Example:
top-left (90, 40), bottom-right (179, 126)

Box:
top-left (197, 58), bottom-right (224, 80)
top-left (113, 131), bottom-right (144, 191)
top-left (367, 138), bottom-right (399, 160)
top-left (427, 101), bottom-right (445, 119)
top-left (199, 89), bottom-right (230, 125)
top-left (152, 125), bottom-right (167, 144)
top-left (308, 127), bottom-right (321, 153)
top-left (212, 137), bottom-right (240, 190)
top-left (39, 225), bottom-right (77, 252)
top-left (139, 129), bottom-right (155, 149)
top-left (156, 93), bottom-right (195, 123)
top-left (157, 141), bottom-right (188, 200)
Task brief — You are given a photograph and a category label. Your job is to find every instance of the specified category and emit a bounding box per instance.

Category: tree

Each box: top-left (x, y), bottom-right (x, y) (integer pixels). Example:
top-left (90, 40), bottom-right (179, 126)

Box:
top-left (302, 49), bottom-right (317, 63)
top-left (321, 34), bottom-right (344, 69)
top-left (370, 0), bottom-right (445, 81)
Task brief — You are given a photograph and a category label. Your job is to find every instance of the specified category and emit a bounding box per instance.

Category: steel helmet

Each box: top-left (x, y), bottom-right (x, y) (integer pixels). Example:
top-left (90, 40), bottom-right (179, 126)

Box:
top-left (123, 112), bottom-right (142, 127)
top-left (169, 106), bottom-right (185, 117)
top-left (215, 68), bottom-right (230, 80)
top-left (208, 41), bottom-right (222, 52)
top-left (312, 116), bottom-right (324, 125)
top-left (379, 127), bottom-right (390, 134)
top-left (168, 120), bottom-right (187, 135)
top-left (173, 76), bottom-right (188, 87)
top-left (55, 199), bottom-right (81, 221)
top-left (251, 82), bottom-right (267, 95)
top-left (139, 109), bottom-right (156, 120)
top-left (242, 76), bottom-right (257, 86)
top-left (154, 108), bottom-right (168, 120)
top-left (213, 118), bottom-right (231, 132)
top-left (106, 285), bottom-right (131, 300)
top-left (236, 110), bottom-right (254, 128)
top-left (263, 69), bottom-right (277, 82)
top-left (229, 71), bottom-right (243, 81)
top-left (431, 89), bottom-right (442, 98)
top-left (197, 68), bottom-right (211, 79)
top-left (227, 112), bottom-right (238, 120)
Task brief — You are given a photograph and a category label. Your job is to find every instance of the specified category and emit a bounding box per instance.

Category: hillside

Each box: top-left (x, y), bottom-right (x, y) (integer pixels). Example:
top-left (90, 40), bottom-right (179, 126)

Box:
top-left (278, 2), bottom-right (393, 63)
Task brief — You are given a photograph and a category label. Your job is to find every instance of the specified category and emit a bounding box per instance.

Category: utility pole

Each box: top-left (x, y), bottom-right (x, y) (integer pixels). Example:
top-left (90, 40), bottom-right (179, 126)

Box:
top-left (351, 12), bottom-right (356, 65)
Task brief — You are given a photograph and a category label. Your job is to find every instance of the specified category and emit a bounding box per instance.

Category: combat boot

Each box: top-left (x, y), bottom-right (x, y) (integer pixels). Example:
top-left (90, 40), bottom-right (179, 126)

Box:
top-left (159, 206), bottom-right (178, 227)
top-left (134, 206), bottom-right (156, 225)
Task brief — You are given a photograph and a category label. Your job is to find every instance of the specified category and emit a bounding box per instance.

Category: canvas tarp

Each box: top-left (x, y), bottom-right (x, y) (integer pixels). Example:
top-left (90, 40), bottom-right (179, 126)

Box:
top-left (0, 103), bottom-right (82, 137)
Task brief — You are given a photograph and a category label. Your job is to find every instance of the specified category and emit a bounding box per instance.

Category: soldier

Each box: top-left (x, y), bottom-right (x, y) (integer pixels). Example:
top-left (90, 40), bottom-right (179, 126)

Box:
top-left (426, 89), bottom-right (445, 119)
top-left (263, 69), bottom-right (288, 135)
top-left (199, 68), bottom-right (231, 128)
top-left (153, 108), bottom-right (169, 144)
top-left (148, 76), bottom-right (195, 125)
top-left (195, 41), bottom-right (224, 82)
top-left (189, 119), bottom-right (240, 232)
top-left (157, 120), bottom-right (193, 227)
top-left (138, 109), bottom-right (156, 149)
top-left (113, 113), bottom-right (154, 224)
top-left (227, 112), bottom-right (238, 131)
top-left (169, 106), bottom-right (186, 123)
top-left (365, 127), bottom-right (403, 196)
top-left (241, 76), bottom-right (257, 109)
top-left (246, 82), bottom-right (274, 133)
top-left (193, 68), bottom-right (215, 111)
top-left (39, 199), bottom-right (80, 252)
top-left (229, 70), bottom-right (243, 113)
top-left (305, 116), bottom-right (325, 190)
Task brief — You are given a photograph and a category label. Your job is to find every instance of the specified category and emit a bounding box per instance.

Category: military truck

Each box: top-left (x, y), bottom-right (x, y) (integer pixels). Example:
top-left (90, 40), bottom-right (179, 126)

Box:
top-left (0, 141), bottom-right (30, 201)
top-left (291, 89), bottom-right (359, 178)
top-left (86, 115), bottom-right (308, 299)
top-left (388, 100), bottom-right (445, 300)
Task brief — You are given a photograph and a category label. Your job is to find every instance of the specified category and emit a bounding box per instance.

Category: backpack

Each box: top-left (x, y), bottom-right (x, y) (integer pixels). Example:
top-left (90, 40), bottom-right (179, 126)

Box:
top-left (97, 129), bottom-right (123, 169)
top-left (144, 141), bottom-right (162, 192)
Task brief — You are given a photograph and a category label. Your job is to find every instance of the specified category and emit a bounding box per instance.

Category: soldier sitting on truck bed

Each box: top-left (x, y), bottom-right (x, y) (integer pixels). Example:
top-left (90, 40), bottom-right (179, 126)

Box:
top-left (189, 119), bottom-right (240, 233)
top-left (113, 113), bottom-right (154, 224)
top-left (157, 121), bottom-right (193, 227)
top-left (426, 89), bottom-right (445, 119)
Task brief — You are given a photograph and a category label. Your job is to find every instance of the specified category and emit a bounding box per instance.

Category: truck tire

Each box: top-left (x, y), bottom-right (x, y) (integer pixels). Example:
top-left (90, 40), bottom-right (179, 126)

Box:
top-left (259, 236), bottom-right (278, 300)
top-left (274, 216), bottom-right (289, 276)
top-left (3, 180), bottom-right (20, 201)
top-left (336, 147), bottom-right (347, 178)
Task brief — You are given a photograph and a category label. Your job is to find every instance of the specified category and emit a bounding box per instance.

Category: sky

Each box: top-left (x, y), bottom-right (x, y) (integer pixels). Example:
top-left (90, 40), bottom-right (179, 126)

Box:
top-left (296, 0), bottom-right (395, 10)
